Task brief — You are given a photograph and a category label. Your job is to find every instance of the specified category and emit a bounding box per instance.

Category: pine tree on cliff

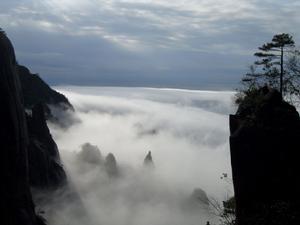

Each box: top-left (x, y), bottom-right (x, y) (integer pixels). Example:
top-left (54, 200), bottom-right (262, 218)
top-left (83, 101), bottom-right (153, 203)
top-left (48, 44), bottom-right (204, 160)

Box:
top-left (241, 33), bottom-right (299, 98)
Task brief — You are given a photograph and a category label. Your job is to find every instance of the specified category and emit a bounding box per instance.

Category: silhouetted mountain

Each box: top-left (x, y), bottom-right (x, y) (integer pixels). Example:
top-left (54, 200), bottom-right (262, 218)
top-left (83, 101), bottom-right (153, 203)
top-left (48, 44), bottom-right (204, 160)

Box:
top-left (0, 30), bottom-right (45, 225)
top-left (18, 65), bottom-right (73, 110)
top-left (230, 87), bottom-right (300, 225)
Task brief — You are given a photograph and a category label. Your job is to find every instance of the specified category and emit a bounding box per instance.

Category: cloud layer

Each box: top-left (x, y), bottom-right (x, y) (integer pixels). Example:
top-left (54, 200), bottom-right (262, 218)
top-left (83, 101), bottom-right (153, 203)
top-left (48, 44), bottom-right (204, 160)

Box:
top-left (1, 0), bottom-right (299, 87)
top-left (46, 87), bottom-right (236, 225)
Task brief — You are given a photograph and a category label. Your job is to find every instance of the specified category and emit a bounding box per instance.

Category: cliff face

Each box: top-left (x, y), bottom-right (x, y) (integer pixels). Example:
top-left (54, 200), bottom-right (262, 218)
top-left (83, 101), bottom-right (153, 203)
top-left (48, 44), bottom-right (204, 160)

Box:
top-left (27, 103), bottom-right (67, 188)
top-left (230, 88), bottom-right (300, 225)
top-left (0, 31), bottom-right (43, 225)
top-left (0, 30), bottom-right (73, 225)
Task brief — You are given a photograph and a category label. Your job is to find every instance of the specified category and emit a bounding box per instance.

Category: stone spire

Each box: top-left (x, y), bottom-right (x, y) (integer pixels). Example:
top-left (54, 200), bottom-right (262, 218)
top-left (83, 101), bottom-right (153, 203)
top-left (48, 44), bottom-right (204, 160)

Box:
top-left (143, 151), bottom-right (154, 167)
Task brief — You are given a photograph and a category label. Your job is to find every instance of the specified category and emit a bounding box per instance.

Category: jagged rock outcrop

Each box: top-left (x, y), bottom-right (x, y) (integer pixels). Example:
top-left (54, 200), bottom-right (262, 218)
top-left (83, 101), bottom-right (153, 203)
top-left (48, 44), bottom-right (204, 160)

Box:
top-left (27, 103), bottom-right (67, 188)
top-left (230, 87), bottom-right (300, 225)
top-left (77, 144), bottom-right (119, 177)
top-left (77, 143), bottom-right (103, 164)
top-left (143, 151), bottom-right (154, 167)
top-left (105, 153), bottom-right (119, 177)
top-left (0, 30), bottom-right (44, 225)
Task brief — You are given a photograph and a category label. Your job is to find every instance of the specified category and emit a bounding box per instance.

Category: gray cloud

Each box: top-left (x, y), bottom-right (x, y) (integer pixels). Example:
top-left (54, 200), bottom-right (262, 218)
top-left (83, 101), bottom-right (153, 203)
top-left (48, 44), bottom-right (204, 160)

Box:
top-left (1, 0), bottom-right (299, 88)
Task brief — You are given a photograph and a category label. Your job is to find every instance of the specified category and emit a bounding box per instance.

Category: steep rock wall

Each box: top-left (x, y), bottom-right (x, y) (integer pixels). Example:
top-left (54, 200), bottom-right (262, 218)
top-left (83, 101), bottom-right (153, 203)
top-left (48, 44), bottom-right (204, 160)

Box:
top-left (230, 88), bottom-right (300, 225)
top-left (27, 103), bottom-right (67, 188)
top-left (0, 30), bottom-right (42, 225)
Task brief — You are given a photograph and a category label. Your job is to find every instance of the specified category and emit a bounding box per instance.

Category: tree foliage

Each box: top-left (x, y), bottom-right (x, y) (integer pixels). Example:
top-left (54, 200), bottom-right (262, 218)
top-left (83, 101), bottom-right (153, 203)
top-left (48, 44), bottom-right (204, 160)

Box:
top-left (240, 33), bottom-right (300, 101)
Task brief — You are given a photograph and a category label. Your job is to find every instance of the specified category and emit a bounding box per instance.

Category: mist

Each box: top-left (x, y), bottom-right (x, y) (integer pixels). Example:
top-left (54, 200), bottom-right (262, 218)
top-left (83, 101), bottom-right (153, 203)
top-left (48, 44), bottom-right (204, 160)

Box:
top-left (46, 87), bottom-right (236, 225)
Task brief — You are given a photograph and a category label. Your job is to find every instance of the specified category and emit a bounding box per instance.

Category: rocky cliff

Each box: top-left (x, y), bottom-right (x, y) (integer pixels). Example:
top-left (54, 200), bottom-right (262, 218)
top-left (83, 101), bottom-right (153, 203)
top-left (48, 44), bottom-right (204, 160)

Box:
top-left (18, 65), bottom-right (73, 110)
top-left (18, 64), bottom-right (76, 127)
top-left (230, 87), bottom-right (300, 225)
top-left (0, 29), bottom-right (44, 225)
top-left (27, 103), bottom-right (67, 188)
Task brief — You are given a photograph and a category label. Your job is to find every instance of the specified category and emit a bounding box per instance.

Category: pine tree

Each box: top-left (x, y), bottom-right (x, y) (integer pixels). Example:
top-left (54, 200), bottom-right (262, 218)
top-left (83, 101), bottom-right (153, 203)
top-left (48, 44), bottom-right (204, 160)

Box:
top-left (242, 33), bottom-right (296, 97)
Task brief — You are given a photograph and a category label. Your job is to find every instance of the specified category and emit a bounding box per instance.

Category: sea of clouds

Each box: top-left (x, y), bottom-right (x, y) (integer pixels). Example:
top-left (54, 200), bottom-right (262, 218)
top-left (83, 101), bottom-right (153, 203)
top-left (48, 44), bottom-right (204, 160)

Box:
top-left (46, 87), bottom-right (236, 225)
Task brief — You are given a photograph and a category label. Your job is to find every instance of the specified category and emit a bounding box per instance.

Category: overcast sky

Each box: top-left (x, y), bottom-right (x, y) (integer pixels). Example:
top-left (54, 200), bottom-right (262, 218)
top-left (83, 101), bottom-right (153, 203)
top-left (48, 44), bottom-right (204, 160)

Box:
top-left (1, 0), bottom-right (300, 89)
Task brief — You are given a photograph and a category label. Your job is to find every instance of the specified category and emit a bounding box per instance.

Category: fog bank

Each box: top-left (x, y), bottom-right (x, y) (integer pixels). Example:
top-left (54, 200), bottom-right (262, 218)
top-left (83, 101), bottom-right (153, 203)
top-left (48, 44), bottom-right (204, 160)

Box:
top-left (47, 87), bottom-right (236, 225)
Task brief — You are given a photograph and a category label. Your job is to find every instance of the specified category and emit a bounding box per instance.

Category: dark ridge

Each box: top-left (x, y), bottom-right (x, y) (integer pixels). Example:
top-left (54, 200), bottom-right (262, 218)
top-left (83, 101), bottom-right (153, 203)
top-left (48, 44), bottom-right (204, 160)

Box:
top-left (230, 87), bottom-right (300, 225)
top-left (18, 64), bottom-right (73, 110)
